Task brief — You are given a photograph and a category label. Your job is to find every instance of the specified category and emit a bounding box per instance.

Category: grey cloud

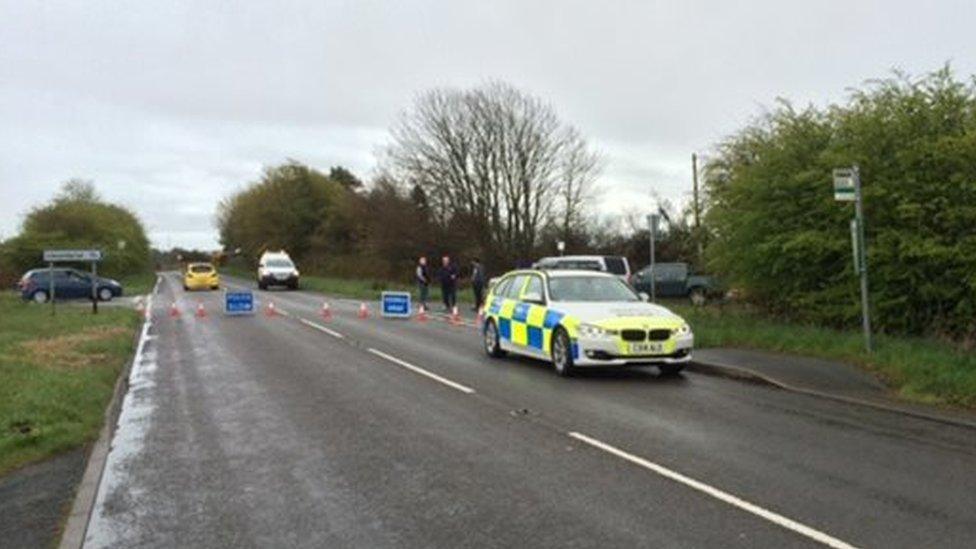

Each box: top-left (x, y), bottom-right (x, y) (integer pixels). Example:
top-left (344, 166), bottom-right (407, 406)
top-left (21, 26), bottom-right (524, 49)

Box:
top-left (2, 0), bottom-right (974, 248)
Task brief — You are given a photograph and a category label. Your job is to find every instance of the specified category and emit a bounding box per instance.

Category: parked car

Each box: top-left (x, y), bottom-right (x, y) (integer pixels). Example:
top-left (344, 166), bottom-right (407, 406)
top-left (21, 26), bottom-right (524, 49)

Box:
top-left (18, 268), bottom-right (123, 303)
top-left (631, 262), bottom-right (721, 305)
top-left (257, 250), bottom-right (300, 290)
top-left (533, 255), bottom-right (631, 282)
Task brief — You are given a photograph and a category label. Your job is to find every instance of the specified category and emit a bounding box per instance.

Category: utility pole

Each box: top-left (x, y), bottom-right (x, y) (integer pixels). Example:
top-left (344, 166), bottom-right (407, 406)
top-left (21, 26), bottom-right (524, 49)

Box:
top-left (647, 213), bottom-right (659, 302)
top-left (692, 153), bottom-right (703, 264)
top-left (692, 153), bottom-right (700, 230)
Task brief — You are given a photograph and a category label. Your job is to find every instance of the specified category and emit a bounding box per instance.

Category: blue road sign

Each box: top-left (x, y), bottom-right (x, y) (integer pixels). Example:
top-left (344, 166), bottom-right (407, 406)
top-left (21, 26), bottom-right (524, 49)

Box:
top-left (381, 291), bottom-right (411, 318)
top-left (225, 291), bottom-right (255, 315)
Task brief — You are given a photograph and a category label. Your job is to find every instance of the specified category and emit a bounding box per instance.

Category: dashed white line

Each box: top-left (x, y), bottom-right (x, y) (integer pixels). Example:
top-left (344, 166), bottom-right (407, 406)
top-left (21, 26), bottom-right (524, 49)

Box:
top-left (299, 318), bottom-right (345, 339)
top-left (366, 348), bottom-right (475, 394)
top-left (567, 432), bottom-right (858, 549)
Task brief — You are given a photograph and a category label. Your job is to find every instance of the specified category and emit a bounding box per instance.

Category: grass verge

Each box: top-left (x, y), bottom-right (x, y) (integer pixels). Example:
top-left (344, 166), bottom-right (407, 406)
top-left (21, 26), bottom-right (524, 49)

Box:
top-left (119, 271), bottom-right (157, 296)
top-left (0, 292), bottom-right (140, 476)
top-left (671, 302), bottom-right (976, 409)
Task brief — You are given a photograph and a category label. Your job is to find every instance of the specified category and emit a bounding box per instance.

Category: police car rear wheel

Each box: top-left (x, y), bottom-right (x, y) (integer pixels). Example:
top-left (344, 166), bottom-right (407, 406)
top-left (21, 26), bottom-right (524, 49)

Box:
top-left (484, 319), bottom-right (505, 358)
top-left (551, 328), bottom-right (575, 377)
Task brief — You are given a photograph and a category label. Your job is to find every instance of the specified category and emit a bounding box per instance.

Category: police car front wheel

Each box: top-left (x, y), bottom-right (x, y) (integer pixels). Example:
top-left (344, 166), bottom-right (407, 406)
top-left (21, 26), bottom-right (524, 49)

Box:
top-left (484, 319), bottom-right (506, 358)
top-left (551, 328), bottom-right (575, 377)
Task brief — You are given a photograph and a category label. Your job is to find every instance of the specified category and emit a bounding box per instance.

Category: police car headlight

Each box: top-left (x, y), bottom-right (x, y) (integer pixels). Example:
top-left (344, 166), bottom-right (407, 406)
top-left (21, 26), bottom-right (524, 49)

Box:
top-left (578, 323), bottom-right (617, 338)
top-left (673, 323), bottom-right (691, 335)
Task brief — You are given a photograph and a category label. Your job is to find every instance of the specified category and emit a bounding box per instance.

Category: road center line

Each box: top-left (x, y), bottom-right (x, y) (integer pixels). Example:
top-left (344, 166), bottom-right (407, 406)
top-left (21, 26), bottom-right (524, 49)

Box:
top-left (299, 318), bottom-right (345, 339)
top-left (366, 348), bottom-right (475, 394)
top-left (567, 432), bottom-right (859, 549)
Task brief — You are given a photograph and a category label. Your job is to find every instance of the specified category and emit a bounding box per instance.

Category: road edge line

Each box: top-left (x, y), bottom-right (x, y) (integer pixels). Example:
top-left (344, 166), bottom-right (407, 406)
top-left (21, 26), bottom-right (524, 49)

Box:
top-left (687, 359), bottom-right (976, 431)
top-left (58, 274), bottom-right (160, 549)
top-left (567, 432), bottom-right (859, 549)
top-left (367, 348), bottom-right (475, 394)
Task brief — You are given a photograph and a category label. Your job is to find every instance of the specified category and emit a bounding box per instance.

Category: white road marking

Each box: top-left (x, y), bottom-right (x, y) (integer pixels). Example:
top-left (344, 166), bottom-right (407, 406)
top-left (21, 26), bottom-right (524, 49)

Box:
top-left (367, 348), bottom-right (475, 394)
top-left (299, 318), bottom-right (345, 339)
top-left (567, 432), bottom-right (859, 549)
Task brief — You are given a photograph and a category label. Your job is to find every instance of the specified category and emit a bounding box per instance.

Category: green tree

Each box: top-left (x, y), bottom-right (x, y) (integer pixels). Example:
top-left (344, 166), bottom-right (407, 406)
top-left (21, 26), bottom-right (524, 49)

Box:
top-left (705, 66), bottom-right (976, 339)
top-left (0, 180), bottom-right (151, 278)
top-left (216, 161), bottom-right (342, 264)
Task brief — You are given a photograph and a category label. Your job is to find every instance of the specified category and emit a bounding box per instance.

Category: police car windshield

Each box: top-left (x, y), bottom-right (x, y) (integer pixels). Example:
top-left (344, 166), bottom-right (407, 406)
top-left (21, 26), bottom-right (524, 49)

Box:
top-left (548, 276), bottom-right (639, 302)
top-left (266, 259), bottom-right (293, 268)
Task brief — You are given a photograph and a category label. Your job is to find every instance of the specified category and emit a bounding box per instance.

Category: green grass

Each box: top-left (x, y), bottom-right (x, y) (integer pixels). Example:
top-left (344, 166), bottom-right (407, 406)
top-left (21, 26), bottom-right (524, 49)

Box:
top-left (670, 301), bottom-right (976, 409)
top-left (0, 292), bottom-right (140, 475)
top-left (119, 271), bottom-right (157, 296)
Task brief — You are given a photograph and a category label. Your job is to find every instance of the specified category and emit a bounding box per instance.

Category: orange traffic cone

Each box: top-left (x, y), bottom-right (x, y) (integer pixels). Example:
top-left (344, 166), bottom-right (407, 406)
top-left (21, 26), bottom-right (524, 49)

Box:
top-left (169, 302), bottom-right (180, 318)
top-left (450, 305), bottom-right (461, 326)
top-left (321, 302), bottom-right (332, 321)
top-left (358, 302), bottom-right (369, 319)
top-left (416, 304), bottom-right (428, 322)
top-left (195, 302), bottom-right (207, 318)
top-left (265, 301), bottom-right (278, 317)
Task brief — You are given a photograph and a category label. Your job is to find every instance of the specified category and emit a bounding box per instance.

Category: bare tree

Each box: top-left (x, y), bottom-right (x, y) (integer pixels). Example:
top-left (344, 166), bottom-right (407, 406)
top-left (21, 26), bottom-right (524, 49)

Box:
top-left (384, 82), bottom-right (601, 260)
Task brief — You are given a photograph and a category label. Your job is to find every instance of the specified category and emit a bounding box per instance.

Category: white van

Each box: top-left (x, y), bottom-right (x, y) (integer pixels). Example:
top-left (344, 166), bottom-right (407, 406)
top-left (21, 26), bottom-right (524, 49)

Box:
top-left (532, 255), bottom-right (632, 283)
top-left (257, 250), bottom-right (300, 290)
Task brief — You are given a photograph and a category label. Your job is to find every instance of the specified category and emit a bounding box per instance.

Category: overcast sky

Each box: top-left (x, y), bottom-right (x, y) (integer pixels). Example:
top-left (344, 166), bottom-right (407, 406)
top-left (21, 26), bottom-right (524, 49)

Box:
top-left (2, 1), bottom-right (974, 249)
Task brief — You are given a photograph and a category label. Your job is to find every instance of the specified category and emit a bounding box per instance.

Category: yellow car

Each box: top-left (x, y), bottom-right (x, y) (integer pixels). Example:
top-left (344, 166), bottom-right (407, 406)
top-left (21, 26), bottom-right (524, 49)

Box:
top-left (482, 269), bottom-right (693, 376)
top-left (183, 262), bottom-right (220, 291)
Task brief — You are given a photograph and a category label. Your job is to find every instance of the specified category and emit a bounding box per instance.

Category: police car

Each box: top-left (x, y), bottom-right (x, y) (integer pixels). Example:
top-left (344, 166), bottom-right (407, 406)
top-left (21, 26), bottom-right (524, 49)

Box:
top-left (482, 269), bottom-right (693, 376)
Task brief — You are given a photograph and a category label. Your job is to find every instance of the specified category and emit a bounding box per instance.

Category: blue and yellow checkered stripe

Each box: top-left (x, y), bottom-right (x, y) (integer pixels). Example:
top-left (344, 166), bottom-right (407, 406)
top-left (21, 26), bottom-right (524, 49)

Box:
top-left (487, 296), bottom-right (577, 358)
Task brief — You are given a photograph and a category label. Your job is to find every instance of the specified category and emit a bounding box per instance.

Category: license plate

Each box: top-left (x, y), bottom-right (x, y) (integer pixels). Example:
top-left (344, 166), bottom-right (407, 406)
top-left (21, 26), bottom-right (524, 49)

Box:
top-left (628, 342), bottom-right (663, 355)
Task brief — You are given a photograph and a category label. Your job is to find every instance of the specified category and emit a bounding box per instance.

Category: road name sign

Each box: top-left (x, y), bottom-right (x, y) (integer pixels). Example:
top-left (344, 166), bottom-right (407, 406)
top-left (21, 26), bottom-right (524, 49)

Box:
top-left (832, 168), bottom-right (856, 201)
top-left (43, 249), bottom-right (102, 262)
top-left (224, 291), bottom-right (255, 315)
top-left (381, 291), bottom-right (411, 319)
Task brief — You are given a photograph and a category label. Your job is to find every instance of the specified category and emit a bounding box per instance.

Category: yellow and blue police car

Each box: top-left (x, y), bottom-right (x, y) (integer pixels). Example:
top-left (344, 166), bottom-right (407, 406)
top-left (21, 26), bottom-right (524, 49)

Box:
top-left (482, 269), bottom-right (693, 376)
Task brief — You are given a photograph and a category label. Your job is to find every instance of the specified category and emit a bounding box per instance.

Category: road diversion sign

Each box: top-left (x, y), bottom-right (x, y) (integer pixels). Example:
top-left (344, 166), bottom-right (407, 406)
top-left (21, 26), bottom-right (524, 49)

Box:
top-left (224, 291), bottom-right (255, 316)
top-left (43, 249), bottom-right (102, 262)
top-left (381, 291), bottom-right (411, 319)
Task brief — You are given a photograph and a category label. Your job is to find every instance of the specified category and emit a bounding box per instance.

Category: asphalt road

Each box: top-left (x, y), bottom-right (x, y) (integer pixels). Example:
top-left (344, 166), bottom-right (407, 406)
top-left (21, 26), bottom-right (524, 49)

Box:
top-left (82, 273), bottom-right (976, 548)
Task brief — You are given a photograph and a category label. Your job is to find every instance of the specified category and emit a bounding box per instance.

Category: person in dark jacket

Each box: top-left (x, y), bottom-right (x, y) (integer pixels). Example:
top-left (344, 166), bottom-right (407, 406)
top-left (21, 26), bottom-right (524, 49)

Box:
top-left (470, 258), bottom-right (486, 311)
top-left (415, 256), bottom-right (430, 310)
top-left (439, 255), bottom-right (458, 312)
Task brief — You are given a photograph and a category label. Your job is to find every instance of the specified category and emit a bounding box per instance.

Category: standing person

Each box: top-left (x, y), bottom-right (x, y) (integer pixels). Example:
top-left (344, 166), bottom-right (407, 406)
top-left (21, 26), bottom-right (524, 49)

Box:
top-left (470, 258), bottom-right (486, 311)
top-left (439, 255), bottom-right (458, 312)
top-left (415, 256), bottom-right (430, 310)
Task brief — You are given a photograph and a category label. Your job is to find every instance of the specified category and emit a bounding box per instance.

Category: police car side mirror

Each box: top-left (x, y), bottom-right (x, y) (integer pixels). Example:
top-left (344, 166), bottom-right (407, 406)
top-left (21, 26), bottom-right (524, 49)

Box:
top-left (639, 292), bottom-right (650, 302)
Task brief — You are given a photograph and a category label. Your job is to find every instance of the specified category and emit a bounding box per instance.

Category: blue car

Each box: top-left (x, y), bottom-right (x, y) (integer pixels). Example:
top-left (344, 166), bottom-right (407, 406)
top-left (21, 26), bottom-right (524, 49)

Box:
top-left (18, 268), bottom-right (123, 303)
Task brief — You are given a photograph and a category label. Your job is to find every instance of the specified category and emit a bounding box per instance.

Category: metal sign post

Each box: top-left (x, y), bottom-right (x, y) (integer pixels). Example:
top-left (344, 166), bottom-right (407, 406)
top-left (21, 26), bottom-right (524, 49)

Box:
top-left (646, 214), bottom-right (660, 302)
top-left (833, 167), bottom-right (872, 352)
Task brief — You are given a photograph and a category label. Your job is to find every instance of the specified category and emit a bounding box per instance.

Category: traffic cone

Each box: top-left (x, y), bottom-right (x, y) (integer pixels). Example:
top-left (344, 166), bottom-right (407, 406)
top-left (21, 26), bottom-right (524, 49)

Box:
top-left (265, 301), bottom-right (278, 317)
top-left (195, 302), bottom-right (207, 318)
top-left (450, 305), bottom-right (461, 326)
top-left (358, 302), bottom-right (369, 319)
top-left (169, 302), bottom-right (180, 318)
top-left (416, 304), bottom-right (428, 322)
top-left (321, 302), bottom-right (332, 321)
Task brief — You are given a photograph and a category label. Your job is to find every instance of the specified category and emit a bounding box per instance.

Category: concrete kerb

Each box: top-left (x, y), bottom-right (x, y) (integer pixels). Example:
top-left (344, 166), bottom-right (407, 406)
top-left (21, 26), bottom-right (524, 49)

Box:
top-left (58, 278), bottom-right (159, 549)
top-left (688, 358), bottom-right (976, 431)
